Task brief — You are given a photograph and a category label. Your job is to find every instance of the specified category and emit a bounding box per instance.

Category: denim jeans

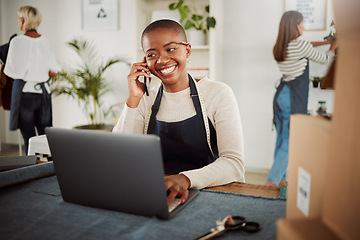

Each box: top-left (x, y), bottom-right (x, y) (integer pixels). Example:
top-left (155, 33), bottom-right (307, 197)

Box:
top-left (18, 93), bottom-right (47, 154)
top-left (267, 85), bottom-right (291, 185)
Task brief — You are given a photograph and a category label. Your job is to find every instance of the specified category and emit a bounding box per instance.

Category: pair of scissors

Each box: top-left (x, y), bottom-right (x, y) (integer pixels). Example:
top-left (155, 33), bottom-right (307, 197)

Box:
top-left (194, 215), bottom-right (261, 240)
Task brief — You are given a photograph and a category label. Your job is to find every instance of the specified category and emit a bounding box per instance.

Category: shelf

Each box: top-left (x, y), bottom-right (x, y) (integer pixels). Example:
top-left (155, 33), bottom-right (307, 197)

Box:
top-left (136, 0), bottom-right (211, 69)
top-left (191, 45), bottom-right (209, 50)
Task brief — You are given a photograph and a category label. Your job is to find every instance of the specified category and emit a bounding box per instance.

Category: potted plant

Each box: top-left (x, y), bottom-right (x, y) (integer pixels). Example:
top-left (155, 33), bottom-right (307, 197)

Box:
top-left (51, 39), bottom-right (130, 130)
top-left (311, 76), bottom-right (322, 88)
top-left (169, 0), bottom-right (216, 45)
top-left (323, 20), bottom-right (336, 41)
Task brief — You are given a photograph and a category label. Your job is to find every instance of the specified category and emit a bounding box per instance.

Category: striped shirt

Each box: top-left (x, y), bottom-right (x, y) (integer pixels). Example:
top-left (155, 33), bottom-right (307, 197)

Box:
top-left (278, 37), bottom-right (334, 81)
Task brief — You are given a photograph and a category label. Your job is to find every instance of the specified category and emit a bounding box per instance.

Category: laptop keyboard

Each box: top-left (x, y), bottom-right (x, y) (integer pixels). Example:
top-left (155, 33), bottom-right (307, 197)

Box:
top-left (168, 198), bottom-right (181, 212)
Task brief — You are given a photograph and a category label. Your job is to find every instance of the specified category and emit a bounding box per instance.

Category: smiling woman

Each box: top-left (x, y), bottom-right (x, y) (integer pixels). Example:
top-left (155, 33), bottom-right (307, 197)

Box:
top-left (142, 32), bottom-right (190, 92)
top-left (112, 19), bottom-right (245, 208)
top-left (140, 20), bottom-right (190, 93)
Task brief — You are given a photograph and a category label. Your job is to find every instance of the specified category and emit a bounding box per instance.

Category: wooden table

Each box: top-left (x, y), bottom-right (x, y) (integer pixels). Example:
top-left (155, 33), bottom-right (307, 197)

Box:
top-left (206, 182), bottom-right (281, 198)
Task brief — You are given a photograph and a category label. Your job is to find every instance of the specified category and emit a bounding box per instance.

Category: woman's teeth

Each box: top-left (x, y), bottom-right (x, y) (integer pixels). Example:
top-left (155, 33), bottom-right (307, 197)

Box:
top-left (160, 66), bottom-right (175, 74)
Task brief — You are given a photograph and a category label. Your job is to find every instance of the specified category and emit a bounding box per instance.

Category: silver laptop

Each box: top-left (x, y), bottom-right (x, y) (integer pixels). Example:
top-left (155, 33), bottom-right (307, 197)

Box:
top-left (45, 127), bottom-right (199, 219)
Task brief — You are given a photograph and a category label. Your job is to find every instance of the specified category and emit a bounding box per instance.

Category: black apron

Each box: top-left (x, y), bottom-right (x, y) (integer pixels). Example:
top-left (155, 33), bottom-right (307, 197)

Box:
top-left (147, 74), bottom-right (219, 175)
top-left (9, 79), bottom-right (52, 130)
top-left (273, 60), bottom-right (310, 127)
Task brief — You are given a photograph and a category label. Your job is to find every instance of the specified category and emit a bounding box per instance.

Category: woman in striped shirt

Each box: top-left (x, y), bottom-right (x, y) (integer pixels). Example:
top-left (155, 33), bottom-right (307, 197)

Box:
top-left (266, 11), bottom-right (337, 186)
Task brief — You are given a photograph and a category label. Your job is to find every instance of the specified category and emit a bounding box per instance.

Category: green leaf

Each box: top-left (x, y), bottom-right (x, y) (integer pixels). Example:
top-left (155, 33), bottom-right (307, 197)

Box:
top-left (169, 3), bottom-right (176, 10)
top-left (67, 41), bottom-right (80, 51)
top-left (192, 14), bottom-right (203, 22)
top-left (206, 17), bottom-right (216, 29)
top-left (184, 20), bottom-right (194, 30)
top-left (205, 5), bottom-right (210, 13)
top-left (179, 5), bottom-right (190, 22)
top-left (169, 0), bottom-right (184, 10)
top-left (176, 0), bottom-right (184, 9)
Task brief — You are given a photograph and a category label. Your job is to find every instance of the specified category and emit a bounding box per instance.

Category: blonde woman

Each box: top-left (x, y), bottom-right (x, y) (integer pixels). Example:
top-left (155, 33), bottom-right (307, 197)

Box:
top-left (4, 6), bottom-right (61, 154)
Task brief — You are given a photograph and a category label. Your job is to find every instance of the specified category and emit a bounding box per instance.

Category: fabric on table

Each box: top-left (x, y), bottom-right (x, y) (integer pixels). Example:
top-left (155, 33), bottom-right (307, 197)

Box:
top-left (0, 175), bottom-right (286, 240)
top-left (0, 162), bottom-right (55, 188)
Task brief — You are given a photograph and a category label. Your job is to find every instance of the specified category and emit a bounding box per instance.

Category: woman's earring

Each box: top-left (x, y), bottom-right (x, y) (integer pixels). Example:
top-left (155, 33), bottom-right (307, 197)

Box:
top-left (186, 57), bottom-right (190, 63)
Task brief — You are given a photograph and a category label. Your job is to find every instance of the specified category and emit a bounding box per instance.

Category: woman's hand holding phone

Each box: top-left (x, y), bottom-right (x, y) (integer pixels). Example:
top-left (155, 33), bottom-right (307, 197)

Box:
top-left (126, 57), bottom-right (151, 108)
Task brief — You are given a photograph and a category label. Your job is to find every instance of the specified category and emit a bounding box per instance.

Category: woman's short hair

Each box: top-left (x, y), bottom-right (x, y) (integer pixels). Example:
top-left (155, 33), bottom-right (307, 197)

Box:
top-left (18, 6), bottom-right (42, 30)
top-left (141, 19), bottom-right (187, 48)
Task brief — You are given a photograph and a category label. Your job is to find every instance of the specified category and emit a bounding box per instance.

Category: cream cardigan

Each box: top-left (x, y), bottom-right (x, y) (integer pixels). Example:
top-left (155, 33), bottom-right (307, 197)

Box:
top-left (113, 77), bottom-right (245, 189)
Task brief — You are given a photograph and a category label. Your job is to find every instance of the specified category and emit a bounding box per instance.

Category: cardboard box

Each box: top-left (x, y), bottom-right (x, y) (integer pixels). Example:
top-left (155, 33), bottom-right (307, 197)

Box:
top-left (277, 218), bottom-right (340, 240)
top-left (286, 115), bottom-right (331, 219)
top-left (320, 1), bottom-right (360, 239)
top-left (278, 1), bottom-right (360, 239)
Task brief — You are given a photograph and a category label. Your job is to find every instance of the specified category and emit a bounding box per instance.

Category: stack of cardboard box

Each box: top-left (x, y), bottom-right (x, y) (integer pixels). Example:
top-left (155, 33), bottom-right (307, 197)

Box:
top-left (277, 0), bottom-right (360, 239)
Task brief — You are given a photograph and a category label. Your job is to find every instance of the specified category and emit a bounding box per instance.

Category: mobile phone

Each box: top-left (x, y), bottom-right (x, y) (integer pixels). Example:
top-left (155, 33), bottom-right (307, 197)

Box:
top-left (144, 75), bottom-right (149, 96)
top-left (144, 58), bottom-right (149, 96)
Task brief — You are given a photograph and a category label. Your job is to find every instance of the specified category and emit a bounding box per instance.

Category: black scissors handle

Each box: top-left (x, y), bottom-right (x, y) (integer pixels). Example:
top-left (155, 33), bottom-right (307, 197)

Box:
top-left (225, 216), bottom-right (246, 229)
top-left (225, 216), bottom-right (261, 233)
top-left (193, 215), bottom-right (261, 240)
top-left (240, 221), bottom-right (261, 233)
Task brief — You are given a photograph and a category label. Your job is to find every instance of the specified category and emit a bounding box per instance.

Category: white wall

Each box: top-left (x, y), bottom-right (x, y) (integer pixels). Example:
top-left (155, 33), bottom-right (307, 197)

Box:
top-left (0, 0), bottom-right (136, 144)
top-left (0, 0), bottom-right (335, 172)
top-left (212, 0), bottom-right (335, 170)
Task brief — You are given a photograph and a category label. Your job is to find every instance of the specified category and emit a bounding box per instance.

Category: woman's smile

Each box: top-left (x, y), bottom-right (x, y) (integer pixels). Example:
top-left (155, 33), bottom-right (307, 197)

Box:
top-left (142, 28), bottom-right (191, 92)
top-left (158, 65), bottom-right (176, 76)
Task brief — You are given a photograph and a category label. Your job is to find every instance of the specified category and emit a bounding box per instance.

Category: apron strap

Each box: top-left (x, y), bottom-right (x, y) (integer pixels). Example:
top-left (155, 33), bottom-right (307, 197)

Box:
top-left (144, 85), bottom-right (162, 134)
